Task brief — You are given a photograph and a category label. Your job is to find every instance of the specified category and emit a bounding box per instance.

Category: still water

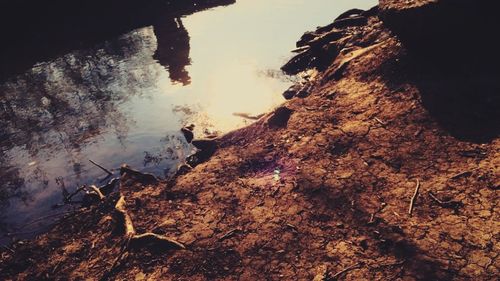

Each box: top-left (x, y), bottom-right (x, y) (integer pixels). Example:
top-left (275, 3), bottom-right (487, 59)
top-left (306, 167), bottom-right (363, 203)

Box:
top-left (0, 0), bottom-right (376, 243)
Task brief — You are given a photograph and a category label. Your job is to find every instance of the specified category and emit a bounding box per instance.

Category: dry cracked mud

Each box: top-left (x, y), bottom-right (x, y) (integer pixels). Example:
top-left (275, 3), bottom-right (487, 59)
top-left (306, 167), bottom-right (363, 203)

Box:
top-left (0, 1), bottom-right (498, 280)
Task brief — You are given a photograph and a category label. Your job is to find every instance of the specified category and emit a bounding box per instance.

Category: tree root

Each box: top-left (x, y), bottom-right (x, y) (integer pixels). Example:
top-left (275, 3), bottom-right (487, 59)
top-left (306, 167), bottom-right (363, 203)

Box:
top-left (114, 195), bottom-right (185, 250)
top-left (114, 196), bottom-right (135, 237)
top-left (101, 194), bottom-right (185, 280)
top-left (89, 185), bottom-right (106, 201)
top-left (129, 233), bottom-right (185, 251)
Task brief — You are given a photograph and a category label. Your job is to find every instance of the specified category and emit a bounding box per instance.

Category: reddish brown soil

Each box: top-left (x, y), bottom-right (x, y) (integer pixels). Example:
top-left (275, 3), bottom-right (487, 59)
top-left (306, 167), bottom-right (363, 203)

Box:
top-left (1, 2), bottom-right (498, 281)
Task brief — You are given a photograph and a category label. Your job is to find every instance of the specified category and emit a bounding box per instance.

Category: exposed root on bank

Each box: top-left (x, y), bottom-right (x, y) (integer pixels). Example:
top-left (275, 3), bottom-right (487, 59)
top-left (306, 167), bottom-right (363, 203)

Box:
top-left (114, 195), bottom-right (184, 250)
top-left (114, 196), bottom-right (135, 237)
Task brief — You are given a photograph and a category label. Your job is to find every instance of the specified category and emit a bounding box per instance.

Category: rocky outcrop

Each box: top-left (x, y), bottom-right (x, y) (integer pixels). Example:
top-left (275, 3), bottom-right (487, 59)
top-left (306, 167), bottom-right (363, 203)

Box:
top-left (281, 6), bottom-right (380, 75)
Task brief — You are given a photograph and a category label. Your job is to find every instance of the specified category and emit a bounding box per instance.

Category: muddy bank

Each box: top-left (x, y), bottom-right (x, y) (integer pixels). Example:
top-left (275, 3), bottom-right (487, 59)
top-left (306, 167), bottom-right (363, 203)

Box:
top-left (1, 1), bottom-right (499, 280)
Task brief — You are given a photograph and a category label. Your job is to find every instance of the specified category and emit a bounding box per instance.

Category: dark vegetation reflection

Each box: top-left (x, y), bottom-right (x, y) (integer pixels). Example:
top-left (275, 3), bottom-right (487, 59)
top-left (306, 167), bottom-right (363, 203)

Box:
top-left (0, 0), bottom-right (234, 82)
top-left (154, 17), bottom-right (192, 85)
top-left (0, 0), bottom-right (235, 241)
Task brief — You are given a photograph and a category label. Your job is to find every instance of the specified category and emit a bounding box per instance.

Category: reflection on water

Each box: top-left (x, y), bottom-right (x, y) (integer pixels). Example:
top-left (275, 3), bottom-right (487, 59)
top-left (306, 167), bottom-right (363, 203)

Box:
top-left (154, 17), bottom-right (192, 85)
top-left (0, 0), bottom-right (376, 243)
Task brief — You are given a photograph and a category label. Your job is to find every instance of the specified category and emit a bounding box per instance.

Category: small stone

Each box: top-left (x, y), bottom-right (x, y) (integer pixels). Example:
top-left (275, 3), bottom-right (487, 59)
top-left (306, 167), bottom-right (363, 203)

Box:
top-left (267, 106), bottom-right (294, 128)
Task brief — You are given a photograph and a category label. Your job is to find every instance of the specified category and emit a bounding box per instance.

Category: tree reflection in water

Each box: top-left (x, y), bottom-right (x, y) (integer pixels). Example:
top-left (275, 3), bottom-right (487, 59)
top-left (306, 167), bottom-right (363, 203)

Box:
top-left (154, 17), bottom-right (192, 85)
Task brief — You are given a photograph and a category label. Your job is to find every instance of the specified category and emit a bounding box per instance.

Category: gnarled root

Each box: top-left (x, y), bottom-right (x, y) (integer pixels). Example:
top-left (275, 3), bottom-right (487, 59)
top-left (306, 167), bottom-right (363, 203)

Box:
top-left (89, 185), bottom-right (106, 201)
top-left (129, 233), bottom-right (185, 251)
top-left (114, 195), bottom-right (185, 251)
top-left (114, 196), bottom-right (135, 237)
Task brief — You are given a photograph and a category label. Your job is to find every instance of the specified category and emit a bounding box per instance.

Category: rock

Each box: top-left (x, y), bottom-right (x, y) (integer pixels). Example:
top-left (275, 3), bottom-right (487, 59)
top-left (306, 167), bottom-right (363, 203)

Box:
top-left (296, 85), bottom-right (312, 98)
top-left (181, 126), bottom-right (194, 143)
top-left (315, 15), bottom-right (367, 34)
top-left (281, 50), bottom-right (313, 75)
top-left (100, 177), bottom-right (119, 195)
top-left (267, 106), bottom-right (293, 128)
top-left (282, 84), bottom-right (301, 100)
top-left (335, 8), bottom-right (365, 21)
top-left (296, 31), bottom-right (318, 47)
top-left (192, 138), bottom-right (218, 152)
top-left (283, 84), bottom-right (313, 100)
top-left (187, 138), bottom-right (219, 166)
top-left (361, 5), bottom-right (379, 17)
top-left (307, 29), bottom-right (344, 49)
top-left (331, 15), bottom-right (367, 29)
top-left (174, 164), bottom-right (192, 177)
top-left (291, 45), bottom-right (310, 53)
top-left (120, 164), bottom-right (158, 184)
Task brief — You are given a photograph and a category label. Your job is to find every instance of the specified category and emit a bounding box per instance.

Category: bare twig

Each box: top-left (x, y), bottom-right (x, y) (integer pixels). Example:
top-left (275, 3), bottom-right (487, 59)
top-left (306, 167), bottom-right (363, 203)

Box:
top-left (370, 259), bottom-right (406, 269)
top-left (451, 171), bottom-right (472, 180)
top-left (328, 263), bottom-right (362, 280)
top-left (219, 229), bottom-right (240, 241)
top-left (1, 244), bottom-right (15, 253)
top-left (368, 203), bottom-right (387, 225)
top-left (428, 192), bottom-right (461, 209)
top-left (65, 185), bottom-right (87, 202)
top-left (286, 223), bottom-right (298, 232)
top-left (17, 211), bottom-right (73, 230)
top-left (374, 117), bottom-right (386, 126)
top-left (89, 159), bottom-right (113, 176)
top-left (408, 179), bottom-right (421, 216)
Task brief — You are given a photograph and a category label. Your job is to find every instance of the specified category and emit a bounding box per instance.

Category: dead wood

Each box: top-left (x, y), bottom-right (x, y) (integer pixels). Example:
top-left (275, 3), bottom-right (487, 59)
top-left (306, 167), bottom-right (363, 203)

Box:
top-left (89, 159), bottom-right (113, 176)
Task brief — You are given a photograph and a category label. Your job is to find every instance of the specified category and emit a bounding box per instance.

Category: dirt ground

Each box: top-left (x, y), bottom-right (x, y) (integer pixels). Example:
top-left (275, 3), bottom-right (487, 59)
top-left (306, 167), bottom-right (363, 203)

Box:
top-left (1, 2), bottom-right (498, 281)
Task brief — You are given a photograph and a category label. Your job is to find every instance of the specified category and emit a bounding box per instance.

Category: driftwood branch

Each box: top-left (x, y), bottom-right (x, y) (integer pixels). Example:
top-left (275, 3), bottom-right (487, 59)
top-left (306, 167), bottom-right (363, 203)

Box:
top-left (64, 185), bottom-right (87, 203)
top-left (89, 159), bottom-right (113, 176)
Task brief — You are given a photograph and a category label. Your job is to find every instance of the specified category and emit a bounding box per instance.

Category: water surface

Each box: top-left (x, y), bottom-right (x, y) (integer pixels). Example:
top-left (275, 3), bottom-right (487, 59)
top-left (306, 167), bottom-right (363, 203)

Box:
top-left (0, 0), bottom-right (376, 243)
